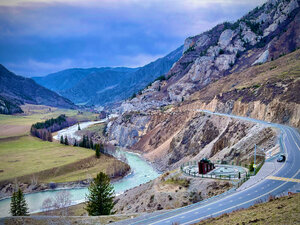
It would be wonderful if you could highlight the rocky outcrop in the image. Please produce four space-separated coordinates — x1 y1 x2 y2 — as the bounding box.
107 112 150 147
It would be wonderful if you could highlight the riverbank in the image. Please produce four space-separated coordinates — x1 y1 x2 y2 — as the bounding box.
0 161 131 200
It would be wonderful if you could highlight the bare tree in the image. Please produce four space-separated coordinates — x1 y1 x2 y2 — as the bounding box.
53 191 72 216
42 198 53 215
41 191 72 216
30 175 38 187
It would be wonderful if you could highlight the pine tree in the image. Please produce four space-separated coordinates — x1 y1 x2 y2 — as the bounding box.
78 123 81 131
86 136 90 148
64 136 69 145
85 172 115 216
82 135 86 147
60 135 64 144
10 189 29 216
74 139 78 147
90 140 94 149
95 144 100 158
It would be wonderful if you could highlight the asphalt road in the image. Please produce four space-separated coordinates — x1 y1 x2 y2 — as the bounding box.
121 110 300 225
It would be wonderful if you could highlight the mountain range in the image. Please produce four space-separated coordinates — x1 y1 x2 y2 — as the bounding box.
0 65 76 114
33 46 183 106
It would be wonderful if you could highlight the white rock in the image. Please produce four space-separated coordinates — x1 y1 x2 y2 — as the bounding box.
187 56 214 82
183 37 194 53
263 23 278 37
215 54 236 71
196 34 210 48
207 46 221 57
219 29 235 48
252 49 269 65
242 30 258 46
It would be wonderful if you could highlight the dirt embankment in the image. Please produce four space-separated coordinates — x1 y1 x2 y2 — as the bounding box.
114 169 232 214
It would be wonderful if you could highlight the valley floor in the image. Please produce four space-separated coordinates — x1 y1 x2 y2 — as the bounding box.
0 105 129 199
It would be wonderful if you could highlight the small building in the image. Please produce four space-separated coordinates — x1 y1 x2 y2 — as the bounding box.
198 158 215 174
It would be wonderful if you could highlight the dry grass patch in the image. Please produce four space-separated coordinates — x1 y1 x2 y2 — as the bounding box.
196 193 300 225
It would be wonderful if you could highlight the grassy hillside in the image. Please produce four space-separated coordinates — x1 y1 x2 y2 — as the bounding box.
196 193 300 225
0 105 128 185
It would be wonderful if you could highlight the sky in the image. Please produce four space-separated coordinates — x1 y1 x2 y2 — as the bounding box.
0 0 267 77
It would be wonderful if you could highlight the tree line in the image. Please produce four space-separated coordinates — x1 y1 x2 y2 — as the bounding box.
30 114 77 142
60 135 104 158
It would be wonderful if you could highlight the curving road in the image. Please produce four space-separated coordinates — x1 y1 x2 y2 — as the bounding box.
121 110 300 225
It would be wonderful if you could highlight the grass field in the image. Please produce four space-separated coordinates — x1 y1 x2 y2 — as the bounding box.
0 104 98 138
0 105 128 184
196 193 300 225
0 135 95 182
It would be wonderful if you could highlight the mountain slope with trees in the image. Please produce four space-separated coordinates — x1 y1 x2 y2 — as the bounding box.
33 46 183 106
0 65 76 114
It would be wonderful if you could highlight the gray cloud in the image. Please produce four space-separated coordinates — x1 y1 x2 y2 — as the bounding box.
0 0 266 76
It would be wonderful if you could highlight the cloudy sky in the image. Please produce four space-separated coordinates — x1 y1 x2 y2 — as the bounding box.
0 0 266 77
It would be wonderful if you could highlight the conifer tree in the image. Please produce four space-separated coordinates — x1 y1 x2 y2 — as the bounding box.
86 136 90 148
74 139 78 147
90 140 94 149
64 136 69 145
95 144 100 158
85 172 115 216
10 189 29 216
82 135 86 147
60 135 64 144
78 123 81 131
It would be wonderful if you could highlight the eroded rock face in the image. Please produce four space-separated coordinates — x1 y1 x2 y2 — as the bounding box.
219 29 235 48
252 49 269 65
107 112 150 147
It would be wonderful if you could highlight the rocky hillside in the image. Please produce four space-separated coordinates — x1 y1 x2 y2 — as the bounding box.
114 170 232 214
33 46 183 106
182 49 300 128
106 110 277 171
0 65 76 114
115 0 300 128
